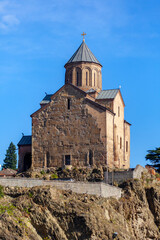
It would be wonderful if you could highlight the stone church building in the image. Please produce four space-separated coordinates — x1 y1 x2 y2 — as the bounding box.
18 39 131 172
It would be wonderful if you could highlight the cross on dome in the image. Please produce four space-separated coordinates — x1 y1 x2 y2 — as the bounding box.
81 32 86 42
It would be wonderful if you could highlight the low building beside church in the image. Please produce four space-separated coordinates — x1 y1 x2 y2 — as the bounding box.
18 38 131 172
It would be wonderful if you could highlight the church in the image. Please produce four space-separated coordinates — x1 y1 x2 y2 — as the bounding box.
18 36 131 172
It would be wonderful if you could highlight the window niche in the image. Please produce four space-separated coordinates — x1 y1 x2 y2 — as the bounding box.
86 72 88 85
118 106 120 117
46 152 50 167
89 150 94 166
120 137 122 149
94 73 96 86
76 68 82 86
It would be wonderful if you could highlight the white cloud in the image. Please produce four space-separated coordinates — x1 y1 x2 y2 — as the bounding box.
0 1 20 31
3 14 19 25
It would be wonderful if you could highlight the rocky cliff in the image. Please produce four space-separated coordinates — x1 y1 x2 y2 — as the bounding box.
0 179 160 240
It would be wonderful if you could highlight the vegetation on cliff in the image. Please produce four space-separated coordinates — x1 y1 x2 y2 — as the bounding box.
0 179 160 239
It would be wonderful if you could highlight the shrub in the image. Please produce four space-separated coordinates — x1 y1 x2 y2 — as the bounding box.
41 170 45 175
0 203 16 215
28 192 33 198
50 173 58 179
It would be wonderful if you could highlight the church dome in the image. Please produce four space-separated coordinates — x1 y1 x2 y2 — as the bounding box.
65 41 102 67
64 40 102 92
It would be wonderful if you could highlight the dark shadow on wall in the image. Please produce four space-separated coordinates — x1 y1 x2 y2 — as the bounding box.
23 153 32 171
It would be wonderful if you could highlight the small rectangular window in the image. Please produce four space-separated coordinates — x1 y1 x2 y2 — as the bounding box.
126 141 128 152
68 99 71 110
65 155 70 165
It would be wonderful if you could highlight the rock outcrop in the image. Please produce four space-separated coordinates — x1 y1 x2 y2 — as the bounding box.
0 179 160 239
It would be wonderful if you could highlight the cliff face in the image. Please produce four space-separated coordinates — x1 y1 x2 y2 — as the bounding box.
0 180 160 240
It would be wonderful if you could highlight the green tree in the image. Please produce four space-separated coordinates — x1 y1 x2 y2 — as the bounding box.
146 147 160 172
2 142 17 170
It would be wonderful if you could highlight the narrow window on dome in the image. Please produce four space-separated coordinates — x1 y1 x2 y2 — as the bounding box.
77 72 79 86
94 73 96 86
69 71 72 83
68 98 71 110
86 72 88 85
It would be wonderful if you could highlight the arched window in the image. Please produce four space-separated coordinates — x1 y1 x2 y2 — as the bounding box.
77 72 79 85
86 72 88 85
76 69 82 86
94 73 96 86
69 71 72 83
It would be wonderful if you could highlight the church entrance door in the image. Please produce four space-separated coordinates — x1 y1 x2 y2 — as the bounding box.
23 153 32 171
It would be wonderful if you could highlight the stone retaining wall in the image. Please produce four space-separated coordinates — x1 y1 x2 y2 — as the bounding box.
0 178 121 199
104 165 146 184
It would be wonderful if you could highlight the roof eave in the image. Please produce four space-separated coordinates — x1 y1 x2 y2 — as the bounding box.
64 61 102 68
124 120 131 126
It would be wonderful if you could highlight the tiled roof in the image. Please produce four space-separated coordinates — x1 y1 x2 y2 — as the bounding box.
17 136 32 146
66 41 101 66
96 89 119 100
40 94 53 105
0 168 17 176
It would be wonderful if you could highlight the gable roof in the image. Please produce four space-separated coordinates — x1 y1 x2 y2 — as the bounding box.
31 83 87 117
31 83 114 117
96 89 119 99
18 135 32 146
96 89 125 106
40 94 53 105
65 41 102 66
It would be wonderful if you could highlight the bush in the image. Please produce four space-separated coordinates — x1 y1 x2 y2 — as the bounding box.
40 170 45 175
0 185 4 198
50 173 58 179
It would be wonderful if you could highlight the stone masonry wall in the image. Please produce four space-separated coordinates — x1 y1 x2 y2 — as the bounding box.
0 178 121 199
124 121 130 169
104 165 146 184
32 85 107 169
113 91 126 168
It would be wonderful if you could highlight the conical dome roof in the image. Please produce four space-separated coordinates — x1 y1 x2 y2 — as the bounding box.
65 41 102 66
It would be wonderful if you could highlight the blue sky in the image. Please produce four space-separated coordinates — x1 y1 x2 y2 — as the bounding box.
0 0 160 168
